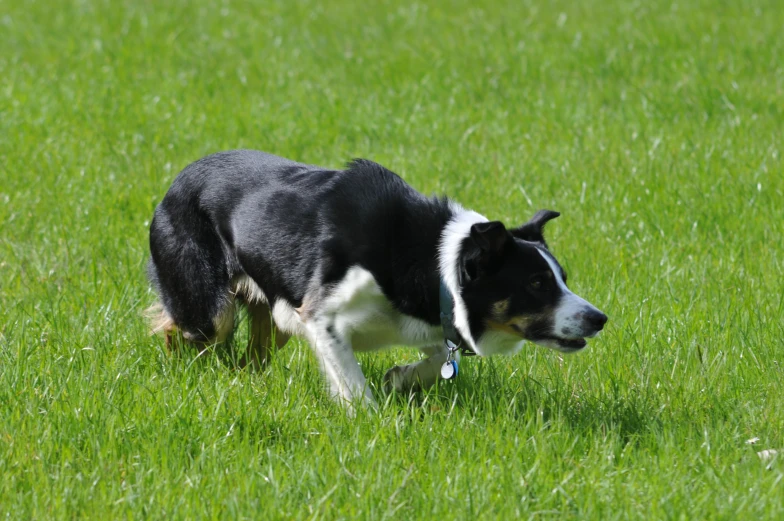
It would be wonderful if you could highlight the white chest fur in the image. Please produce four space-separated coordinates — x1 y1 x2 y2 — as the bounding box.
320 267 442 352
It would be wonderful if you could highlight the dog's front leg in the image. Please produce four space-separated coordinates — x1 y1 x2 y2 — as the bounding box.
383 344 449 394
307 318 377 412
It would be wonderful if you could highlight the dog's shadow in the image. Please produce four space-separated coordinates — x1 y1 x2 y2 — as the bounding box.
366 355 657 441
161 338 656 442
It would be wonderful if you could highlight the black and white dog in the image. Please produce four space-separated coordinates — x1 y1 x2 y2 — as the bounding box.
147 150 607 409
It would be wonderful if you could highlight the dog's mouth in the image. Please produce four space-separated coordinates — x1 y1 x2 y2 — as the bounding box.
553 337 587 350
507 323 590 352
532 336 588 352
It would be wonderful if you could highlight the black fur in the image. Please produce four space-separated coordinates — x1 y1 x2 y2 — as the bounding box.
149 150 453 339
458 223 566 341
148 150 605 356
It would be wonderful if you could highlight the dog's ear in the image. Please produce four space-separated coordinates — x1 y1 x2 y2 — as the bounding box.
470 221 509 255
462 221 509 282
511 210 560 247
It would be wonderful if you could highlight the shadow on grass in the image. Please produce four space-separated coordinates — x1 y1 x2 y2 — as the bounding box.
367 356 661 442
156 339 661 444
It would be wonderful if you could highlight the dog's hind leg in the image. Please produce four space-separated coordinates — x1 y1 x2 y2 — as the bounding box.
148 298 236 355
383 344 449 394
239 300 289 370
145 301 178 351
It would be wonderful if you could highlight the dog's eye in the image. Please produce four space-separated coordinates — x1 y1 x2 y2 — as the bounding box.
529 276 544 290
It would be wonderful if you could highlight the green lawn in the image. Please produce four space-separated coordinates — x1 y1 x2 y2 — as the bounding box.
2 0 783 518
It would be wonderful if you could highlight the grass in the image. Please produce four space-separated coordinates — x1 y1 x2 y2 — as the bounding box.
1 0 783 518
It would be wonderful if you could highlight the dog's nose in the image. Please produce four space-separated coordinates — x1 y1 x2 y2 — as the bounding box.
585 309 608 331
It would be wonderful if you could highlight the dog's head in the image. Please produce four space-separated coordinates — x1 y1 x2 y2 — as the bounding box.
444 210 607 356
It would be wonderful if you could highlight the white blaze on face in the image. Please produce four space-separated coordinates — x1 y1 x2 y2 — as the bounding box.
537 249 602 339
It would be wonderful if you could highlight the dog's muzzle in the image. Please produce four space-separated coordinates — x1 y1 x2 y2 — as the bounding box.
538 298 608 352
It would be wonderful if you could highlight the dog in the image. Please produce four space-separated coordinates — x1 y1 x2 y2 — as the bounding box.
147 150 607 410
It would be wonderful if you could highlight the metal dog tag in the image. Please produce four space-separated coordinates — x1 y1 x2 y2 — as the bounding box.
441 360 458 380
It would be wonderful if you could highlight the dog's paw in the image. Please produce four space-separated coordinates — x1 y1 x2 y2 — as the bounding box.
383 365 420 395
383 365 406 394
